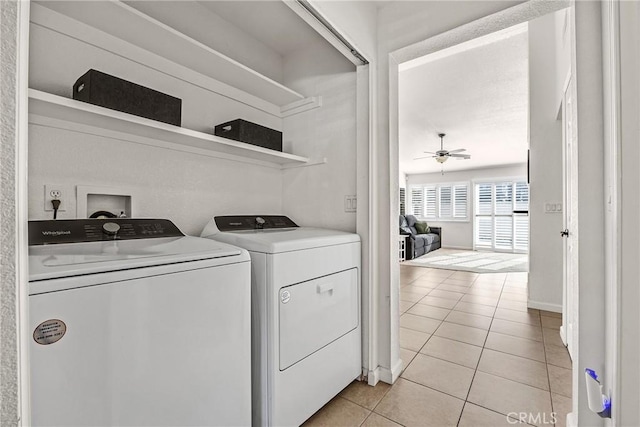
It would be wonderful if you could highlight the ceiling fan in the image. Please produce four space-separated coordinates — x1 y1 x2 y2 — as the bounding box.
414 133 471 163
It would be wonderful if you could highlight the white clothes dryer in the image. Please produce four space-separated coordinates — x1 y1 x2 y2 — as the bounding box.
201 215 362 426
29 218 252 427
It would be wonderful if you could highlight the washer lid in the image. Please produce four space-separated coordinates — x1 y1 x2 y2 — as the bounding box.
29 236 243 281
209 227 360 254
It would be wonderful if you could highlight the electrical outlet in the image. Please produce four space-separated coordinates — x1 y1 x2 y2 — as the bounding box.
44 185 67 212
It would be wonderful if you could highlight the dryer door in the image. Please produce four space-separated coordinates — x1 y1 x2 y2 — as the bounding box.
279 268 358 370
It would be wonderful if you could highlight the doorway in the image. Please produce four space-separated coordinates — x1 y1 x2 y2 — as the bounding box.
389 2 576 425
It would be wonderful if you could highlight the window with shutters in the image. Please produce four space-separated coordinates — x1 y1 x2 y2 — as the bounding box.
408 182 469 221
410 187 424 218
474 179 529 253
425 187 437 218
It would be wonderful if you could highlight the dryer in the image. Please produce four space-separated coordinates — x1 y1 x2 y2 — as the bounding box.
201 215 361 426
29 218 252 426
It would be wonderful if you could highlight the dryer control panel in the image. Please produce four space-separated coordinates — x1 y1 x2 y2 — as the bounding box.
29 219 184 245
215 215 298 231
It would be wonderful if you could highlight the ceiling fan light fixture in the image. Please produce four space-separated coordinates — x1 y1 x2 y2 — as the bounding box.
436 156 448 163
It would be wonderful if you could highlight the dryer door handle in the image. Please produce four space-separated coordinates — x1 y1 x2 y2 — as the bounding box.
317 283 334 294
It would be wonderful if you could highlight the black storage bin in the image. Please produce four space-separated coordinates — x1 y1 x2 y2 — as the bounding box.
73 69 182 126
214 119 282 152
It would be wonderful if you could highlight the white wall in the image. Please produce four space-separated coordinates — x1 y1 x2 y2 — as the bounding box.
28 125 284 235
282 41 357 232
407 164 527 249
528 10 570 311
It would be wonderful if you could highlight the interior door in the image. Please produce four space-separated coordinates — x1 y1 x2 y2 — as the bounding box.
561 75 578 359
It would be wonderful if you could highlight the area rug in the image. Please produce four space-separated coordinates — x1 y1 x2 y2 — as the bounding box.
404 249 528 273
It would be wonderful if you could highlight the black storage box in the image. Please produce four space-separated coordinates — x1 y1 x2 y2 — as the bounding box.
73 69 181 126
214 119 282 152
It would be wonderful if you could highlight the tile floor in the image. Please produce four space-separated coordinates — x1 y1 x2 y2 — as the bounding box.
303 265 572 427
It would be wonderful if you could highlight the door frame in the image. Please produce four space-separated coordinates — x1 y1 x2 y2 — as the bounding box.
7 0 32 424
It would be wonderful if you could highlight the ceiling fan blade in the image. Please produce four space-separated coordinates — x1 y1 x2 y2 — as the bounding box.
413 155 437 160
448 148 466 153
422 151 436 154
450 154 471 159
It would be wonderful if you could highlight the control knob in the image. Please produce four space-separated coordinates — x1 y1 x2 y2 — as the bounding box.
255 217 266 229
102 222 121 236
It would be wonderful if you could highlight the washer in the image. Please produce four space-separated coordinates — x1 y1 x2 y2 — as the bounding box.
29 218 252 426
201 215 361 426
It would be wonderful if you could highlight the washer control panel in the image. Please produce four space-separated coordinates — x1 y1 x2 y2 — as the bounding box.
29 219 184 245
215 215 298 231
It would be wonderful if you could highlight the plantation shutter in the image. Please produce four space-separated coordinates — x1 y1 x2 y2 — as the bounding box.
513 181 530 251
453 185 468 218
474 180 528 252
476 184 492 215
439 186 452 218
475 217 493 248
514 182 529 212
494 217 514 249
407 183 468 220
410 188 424 217
494 182 513 215
425 187 437 218
514 215 529 251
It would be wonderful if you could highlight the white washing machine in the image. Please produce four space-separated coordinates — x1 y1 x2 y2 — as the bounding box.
201 215 361 426
28 218 252 426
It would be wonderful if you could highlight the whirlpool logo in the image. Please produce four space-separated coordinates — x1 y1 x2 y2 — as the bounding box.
41 230 71 236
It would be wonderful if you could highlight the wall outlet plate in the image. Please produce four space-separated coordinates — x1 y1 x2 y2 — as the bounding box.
44 184 67 212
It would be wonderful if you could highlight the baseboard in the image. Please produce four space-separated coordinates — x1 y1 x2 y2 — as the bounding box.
527 300 562 313
377 359 403 385
365 367 380 386
559 325 568 346
442 245 473 250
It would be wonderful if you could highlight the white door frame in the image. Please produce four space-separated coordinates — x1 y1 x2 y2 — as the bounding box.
602 0 620 422
5 0 33 424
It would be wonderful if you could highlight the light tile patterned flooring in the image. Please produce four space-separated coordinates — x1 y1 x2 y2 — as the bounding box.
303 265 572 427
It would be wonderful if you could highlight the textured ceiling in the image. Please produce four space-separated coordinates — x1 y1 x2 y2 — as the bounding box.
399 25 529 176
